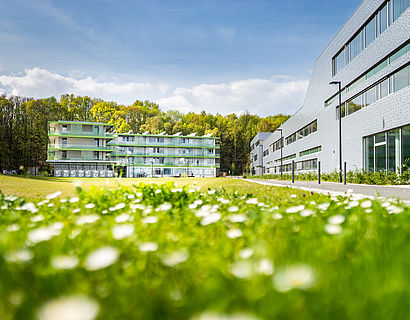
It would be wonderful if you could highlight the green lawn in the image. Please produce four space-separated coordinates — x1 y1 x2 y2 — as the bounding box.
0 176 409 319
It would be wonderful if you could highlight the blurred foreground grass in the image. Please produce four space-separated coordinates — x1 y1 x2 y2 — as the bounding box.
0 178 409 319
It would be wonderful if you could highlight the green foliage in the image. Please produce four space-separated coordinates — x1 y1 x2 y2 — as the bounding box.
0 95 289 174
0 182 409 319
249 169 410 185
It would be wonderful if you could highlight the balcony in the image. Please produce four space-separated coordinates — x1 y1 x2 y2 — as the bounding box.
107 140 219 148
48 129 114 139
114 159 219 168
47 154 117 162
48 144 114 151
110 150 219 158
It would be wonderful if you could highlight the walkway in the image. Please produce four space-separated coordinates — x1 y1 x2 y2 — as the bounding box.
239 178 410 201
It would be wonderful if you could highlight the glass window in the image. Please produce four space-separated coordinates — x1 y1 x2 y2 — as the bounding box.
349 32 362 61
393 66 409 92
347 94 363 115
380 78 389 99
375 145 386 172
62 150 67 159
366 59 388 79
334 49 345 74
62 138 67 145
402 125 410 172
365 85 377 106
379 4 388 34
387 129 401 172
389 44 409 64
365 136 374 172
375 133 386 144
82 125 93 133
365 16 376 47
393 0 410 21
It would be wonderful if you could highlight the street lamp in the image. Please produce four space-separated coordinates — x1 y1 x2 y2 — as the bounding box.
186 158 189 177
277 128 283 180
151 159 154 178
329 80 343 183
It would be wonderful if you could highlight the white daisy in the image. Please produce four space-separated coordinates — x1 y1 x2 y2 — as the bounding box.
201 213 221 226
112 224 134 240
139 242 159 252
114 213 130 223
286 205 305 214
84 246 119 271
142 216 158 224
51 255 79 269
161 249 189 267
228 214 246 223
227 228 243 239
328 215 345 225
325 224 342 234
37 295 99 320
46 191 62 200
4 249 33 263
76 215 100 226
273 264 316 292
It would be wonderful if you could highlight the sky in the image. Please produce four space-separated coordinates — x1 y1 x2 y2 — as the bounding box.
0 0 362 116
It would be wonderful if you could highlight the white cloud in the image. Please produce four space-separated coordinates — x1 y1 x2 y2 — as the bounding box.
157 77 309 116
0 68 169 104
0 67 309 116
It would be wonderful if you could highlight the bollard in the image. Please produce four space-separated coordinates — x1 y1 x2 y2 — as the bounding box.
292 160 295 183
318 161 321 184
344 162 347 185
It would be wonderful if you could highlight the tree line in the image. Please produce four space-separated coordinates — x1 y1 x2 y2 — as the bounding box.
0 94 289 174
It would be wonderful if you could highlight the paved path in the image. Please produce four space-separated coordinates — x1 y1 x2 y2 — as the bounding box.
238 178 410 201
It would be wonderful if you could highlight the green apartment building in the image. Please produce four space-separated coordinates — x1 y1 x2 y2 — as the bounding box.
47 121 220 177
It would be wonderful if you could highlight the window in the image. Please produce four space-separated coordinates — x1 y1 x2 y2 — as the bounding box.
365 16 376 48
347 94 363 115
390 43 409 64
331 0 410 75
263 149 269 157
365 85 377 106
380 78 389 98
93 151 99 159
334 49 346 75
62 125 68 133
393 65 409 92
82 125 93 133
164 168 172 175
349 32 362 61
286 120 317 145
379 3 388 34
300 146 322 157
254 154 257 162
62 150 67 159
393 0 410 22
62 138 67 146
95 139 99 147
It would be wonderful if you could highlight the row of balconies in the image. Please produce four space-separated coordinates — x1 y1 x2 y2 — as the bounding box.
108 140 219 148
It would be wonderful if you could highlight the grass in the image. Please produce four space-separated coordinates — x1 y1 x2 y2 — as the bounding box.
0 176 409 319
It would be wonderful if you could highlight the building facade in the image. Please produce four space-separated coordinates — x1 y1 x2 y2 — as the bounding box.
251 0 410 175
250 132 271 175
47 121 220 177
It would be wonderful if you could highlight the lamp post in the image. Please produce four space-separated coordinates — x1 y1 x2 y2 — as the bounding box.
330 80 343 183
151 159 154 178
277 128 283 179
186 158 189 177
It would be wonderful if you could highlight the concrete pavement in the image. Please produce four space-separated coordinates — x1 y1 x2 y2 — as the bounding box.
239 178 410 201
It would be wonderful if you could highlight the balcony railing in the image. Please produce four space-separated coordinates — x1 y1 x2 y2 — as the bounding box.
110 151 218 158
48 129 114 138
113 159 219 167
107 140 219 148
48 144 114 151
47 155 116 162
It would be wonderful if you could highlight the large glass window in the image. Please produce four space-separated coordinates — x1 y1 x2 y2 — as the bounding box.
349 33 362 61
402 125 410 171
365 17 376 47
365 136 374 172
393 66 409 92
347 94 363 115
387 129 401 172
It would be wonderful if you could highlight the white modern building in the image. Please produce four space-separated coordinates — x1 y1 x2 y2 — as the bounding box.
47 121 220 178
251 0 410 176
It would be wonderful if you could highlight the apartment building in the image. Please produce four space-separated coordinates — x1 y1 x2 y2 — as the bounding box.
47 121 220 177
251 0 410 175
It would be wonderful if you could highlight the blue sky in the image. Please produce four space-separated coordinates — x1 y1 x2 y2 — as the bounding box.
0 0 361 115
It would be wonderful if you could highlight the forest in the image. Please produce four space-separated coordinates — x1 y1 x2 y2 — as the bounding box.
0 94 289 174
